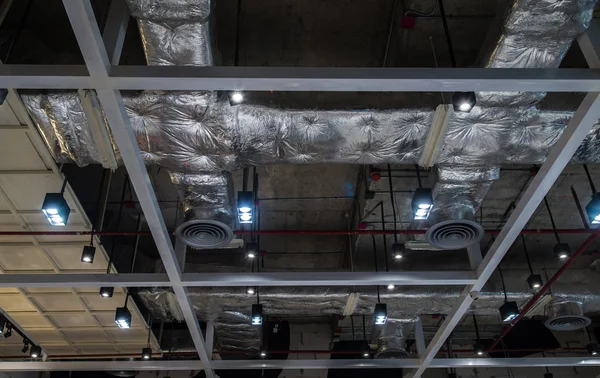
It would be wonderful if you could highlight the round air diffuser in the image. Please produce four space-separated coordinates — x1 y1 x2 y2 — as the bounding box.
544 300 591 331
374 349 410 359
425 219 484 250
175 220 233 249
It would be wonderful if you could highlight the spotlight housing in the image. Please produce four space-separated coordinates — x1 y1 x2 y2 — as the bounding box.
259 345 267 358
553 243 571 260
586 192 600 225
115 307 132 329
237 191 254 224
22 341 29 354
100 287 114 298
41 193 71 226
527 274 543 289
587 342 600 356
246 242 258 259
473 342 485 356
142 347 152 360
81 245 96 263
4 325 12 338
229 91 244 106
392 242 404 260
0 320 5 336
30 345 41 358
499 301 519 322
251 304 263 326
411 188 433 220
544 373 554 378
452 91 476 113
374 303 387 325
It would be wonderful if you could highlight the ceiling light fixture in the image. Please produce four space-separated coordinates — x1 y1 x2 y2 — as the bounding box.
0 319 5 336
142 347 152 360
521 235 543 290
21 340 29 354
392 242 404 260
387 284 395 290
29 345 41 359
251 304 263 326
587 342 600 356
100 287 114 298
81 229 96 263
246 242 258 259
4 324 12 338
583 165 600 225
498 266 519 322
41 178 71 226
412 165 434 221
472 314 484 356
115 306 132 329
229 91 244 106
247 287 255 295
452 92 476 113
374 303 387 325
543 197 571 260
259 345 267 358
237 191 254 224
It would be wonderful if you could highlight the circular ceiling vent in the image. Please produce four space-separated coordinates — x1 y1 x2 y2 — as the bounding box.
175 220 233 249
425 219 484 250
374 350 410 359
545 315 591 331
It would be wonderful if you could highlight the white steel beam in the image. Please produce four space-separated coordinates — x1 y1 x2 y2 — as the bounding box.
2 65 600 92
0 358 599 371
0 271 476 288
409 90 600 378
61 1 213 377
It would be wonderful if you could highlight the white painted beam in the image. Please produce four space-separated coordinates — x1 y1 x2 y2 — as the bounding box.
2 65 600 92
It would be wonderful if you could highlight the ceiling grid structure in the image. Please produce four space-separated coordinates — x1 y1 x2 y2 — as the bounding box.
0 0 600 377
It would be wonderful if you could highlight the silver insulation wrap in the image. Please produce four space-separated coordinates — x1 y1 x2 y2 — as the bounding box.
126 0 213 67
371 321 415 357
137 268 600 352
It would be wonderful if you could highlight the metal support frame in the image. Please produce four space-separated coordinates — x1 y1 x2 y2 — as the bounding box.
1 65 600 92
0 271 476 288
0 1 598 373
61 1 213 376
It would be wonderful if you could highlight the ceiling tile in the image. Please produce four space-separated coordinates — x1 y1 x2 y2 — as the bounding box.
62 329 112 343
9 313 53 328
0 295 37 311
27 329 69 343
106 328 148 343
0 132 46 170
46 245 108 271
0 246 55 271
48 313 99 328
31 295 87 312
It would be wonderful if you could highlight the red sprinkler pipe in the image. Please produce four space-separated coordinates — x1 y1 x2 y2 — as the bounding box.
487 228 600 352
0 228 595 237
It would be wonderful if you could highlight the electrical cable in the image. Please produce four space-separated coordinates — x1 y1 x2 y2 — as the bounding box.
521 235 534 275
351 316 355 340
437 0 456 67
498 265 508 302
415 164 423 188
472 314 480 341
387 165 399 243
543 197 561 243
584 164 597 195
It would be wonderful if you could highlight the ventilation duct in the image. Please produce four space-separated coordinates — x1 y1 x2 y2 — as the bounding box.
372 321 415 359
544 300 592 331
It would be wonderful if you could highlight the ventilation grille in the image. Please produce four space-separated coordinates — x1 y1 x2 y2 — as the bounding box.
425 219 484 250
374 350 409 359
545 315 591 331
175 220 233 249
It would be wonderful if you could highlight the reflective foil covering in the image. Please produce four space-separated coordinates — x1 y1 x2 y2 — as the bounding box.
170 171 233 224
21 91 107 167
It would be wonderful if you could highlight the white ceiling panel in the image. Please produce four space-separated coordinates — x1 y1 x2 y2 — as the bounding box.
62 329 112 343
0 131 47 170
107 328 148 343
47 245 108 271
48 313 99 328
0 295 37 311
0 174 62 210
26 329 69 344
30 295 87 312
0 246 56 271
9 312 53 328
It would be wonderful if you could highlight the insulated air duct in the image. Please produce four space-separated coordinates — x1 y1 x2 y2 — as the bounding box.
372 321 415 359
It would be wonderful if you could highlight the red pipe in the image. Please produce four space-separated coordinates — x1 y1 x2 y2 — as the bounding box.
0 228 594 237
488 228 600 352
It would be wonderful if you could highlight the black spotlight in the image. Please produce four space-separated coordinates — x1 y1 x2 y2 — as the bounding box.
392 242 405 260
41 193 71 226
586 192 600 225
237 191 254 224
374 303 387 325
527 274 543 289
259 345 267 358
587 343 600 356
473 342 485 356
544 373 554 378
499 301 519 322
142 347 152 360
4 325 12 338
553 243 571 260
228 91 244 106
246 242 258 259
251 304 263 326
30 345 42 358
100 287 114 298
452 91 476 113
115 307 132 329
21 340 29 354
81 245 96 263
